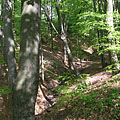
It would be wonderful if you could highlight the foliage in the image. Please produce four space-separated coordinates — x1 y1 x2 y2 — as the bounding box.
105 62 120 73
0 0 120 118
0 55 6 65
0 85 11 94
52 73 120 119
12 0 21 42
55 72 90 99
111 74 120 83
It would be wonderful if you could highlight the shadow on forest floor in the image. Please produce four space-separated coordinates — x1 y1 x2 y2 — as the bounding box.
35 51 120 120
36 73 120 120
0 46 120 120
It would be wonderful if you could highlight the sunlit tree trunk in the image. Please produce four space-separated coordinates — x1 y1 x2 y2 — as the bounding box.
12 0 41 119
39 0 45 85
55 1 81 77
106 0 120 70
63 45 67 64
13 0 17 41
3 0 16 90
42 3 81 77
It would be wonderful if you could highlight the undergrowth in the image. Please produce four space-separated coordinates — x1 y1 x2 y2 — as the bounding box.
50 72 120 120
0 85 11 94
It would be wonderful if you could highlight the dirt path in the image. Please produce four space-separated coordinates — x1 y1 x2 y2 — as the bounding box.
82 61 112 87
0 49 118 120
36 60 116 120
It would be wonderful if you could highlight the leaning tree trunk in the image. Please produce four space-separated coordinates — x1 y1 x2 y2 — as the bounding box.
61 33 81 77
55 1 81 77
106 0 120 70
3 0 16 90
12 0 41 119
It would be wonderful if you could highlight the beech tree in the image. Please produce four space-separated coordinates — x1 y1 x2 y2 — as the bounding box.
106 0 120 70
2 0 16 90
12 0 41 119
42 0 81 78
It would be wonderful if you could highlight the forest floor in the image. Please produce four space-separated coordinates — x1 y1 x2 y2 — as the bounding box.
0 45 120 120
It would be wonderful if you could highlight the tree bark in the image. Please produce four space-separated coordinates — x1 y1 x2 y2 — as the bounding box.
0 1 3 48
118 0 120 13
92 0 107 67
64 45 67 64
98 0 107 67
42 4 81 77
50 0 54 51
106 0 120 70
12 0 41 119
55 1 81 77
93 0 97 12
3 0 16 90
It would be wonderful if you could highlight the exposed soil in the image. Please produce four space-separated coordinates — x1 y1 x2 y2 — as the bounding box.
0 45 119 120
0 65 12 120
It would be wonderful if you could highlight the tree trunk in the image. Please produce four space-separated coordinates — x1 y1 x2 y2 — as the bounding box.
93 0 97 12
64 45 67 64
3 0 16 90
0 1 3 48
118 0 120 13
0 26 3 48
41 52 45 83
50 0 54 51
92 0 107 67
61 33 81 77
98 1 107 67
42 3 81 77
55 1 81 77
106 0 120 69
12 0 41 119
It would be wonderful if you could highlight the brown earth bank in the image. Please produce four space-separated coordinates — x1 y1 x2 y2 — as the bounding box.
0 46 120 120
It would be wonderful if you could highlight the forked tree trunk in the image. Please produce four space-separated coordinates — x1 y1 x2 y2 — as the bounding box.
106 0 120 70
12 0 41 119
